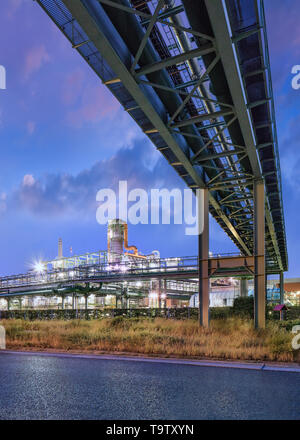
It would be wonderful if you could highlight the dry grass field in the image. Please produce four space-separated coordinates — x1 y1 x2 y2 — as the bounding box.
2 316 297 362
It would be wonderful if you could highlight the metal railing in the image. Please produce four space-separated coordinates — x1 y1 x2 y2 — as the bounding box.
0 253 251 291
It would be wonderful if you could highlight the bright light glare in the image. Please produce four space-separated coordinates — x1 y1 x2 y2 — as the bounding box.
34 261 45 274
161 293 166 299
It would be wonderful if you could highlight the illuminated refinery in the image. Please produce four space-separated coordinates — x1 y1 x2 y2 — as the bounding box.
0 219 253 311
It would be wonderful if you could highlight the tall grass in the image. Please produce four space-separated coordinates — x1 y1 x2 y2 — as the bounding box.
1 317 296 362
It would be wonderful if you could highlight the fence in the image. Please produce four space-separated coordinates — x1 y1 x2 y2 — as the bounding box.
0 301 298 322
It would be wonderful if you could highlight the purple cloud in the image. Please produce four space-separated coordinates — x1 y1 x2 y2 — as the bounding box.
6 139 181 218
23 45 50 80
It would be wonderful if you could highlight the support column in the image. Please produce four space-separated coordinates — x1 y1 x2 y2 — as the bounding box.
61 295 65 310
198 188 209 327
85 294 88 311
19 298 22 310
72 293 75 309
121 287 127 309
280 272 284 304
240 278 248 297
254 179 266 329
158 279 162 309
7 298 10 311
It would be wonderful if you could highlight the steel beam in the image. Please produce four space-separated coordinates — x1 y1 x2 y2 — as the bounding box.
98 0 215 41
131 0 164 73
204 0 283 272
62 0 250 257
198 189 209 327
171 110 234 129
168 55 220 125
280 272 284 304
141 5 184 25
135 44 215 77
193 150 243 163
204 0 260 177
254 179 265 329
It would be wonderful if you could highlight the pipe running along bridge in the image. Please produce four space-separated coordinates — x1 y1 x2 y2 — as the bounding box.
0 252 258 310
6 0 288 328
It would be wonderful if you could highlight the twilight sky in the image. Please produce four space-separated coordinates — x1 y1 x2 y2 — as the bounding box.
0 0 299 277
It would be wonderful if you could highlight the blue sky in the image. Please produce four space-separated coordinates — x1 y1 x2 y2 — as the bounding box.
0 0 299 277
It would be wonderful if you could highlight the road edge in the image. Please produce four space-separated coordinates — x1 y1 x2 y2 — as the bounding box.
1 349 300 373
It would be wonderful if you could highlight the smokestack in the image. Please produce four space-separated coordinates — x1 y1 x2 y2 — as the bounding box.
58 238 63 259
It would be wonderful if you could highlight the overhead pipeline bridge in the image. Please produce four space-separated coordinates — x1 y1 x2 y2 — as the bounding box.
34 0 288 327
0 253 255 298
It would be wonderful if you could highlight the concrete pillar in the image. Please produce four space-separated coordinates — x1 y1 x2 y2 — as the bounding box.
61 295 65 310
7 298 10 311
198 188 209 327
240 279 248 297
158 279 162 309
27 296 34 309
254 179 266 329
165 280 168 308
280 272 284 304
121 287 127 309
85 295 88 311
19 298 22 310
94 295 101 308
72 293 75 309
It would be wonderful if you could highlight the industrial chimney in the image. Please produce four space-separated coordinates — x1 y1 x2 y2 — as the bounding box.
107 219 142 263
58 238 63 259
107 219 125 263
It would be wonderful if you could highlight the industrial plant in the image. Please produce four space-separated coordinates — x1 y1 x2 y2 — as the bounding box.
0 0 294 320
0 219 249 311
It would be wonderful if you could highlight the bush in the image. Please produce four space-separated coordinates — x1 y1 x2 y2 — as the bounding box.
278 319 300 331
286 306 300 320
210 307 232 320
233 296 254 318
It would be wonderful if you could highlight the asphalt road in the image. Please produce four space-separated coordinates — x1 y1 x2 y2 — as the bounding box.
0 352 299 420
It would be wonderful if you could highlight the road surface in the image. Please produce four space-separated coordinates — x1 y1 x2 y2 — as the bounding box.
0 352 299 420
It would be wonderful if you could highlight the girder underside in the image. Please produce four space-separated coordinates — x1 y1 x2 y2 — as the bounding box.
34 0 288 273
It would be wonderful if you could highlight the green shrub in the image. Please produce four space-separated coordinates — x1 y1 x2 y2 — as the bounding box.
233 296 254 317
210 307 232 320
278 319 300 331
